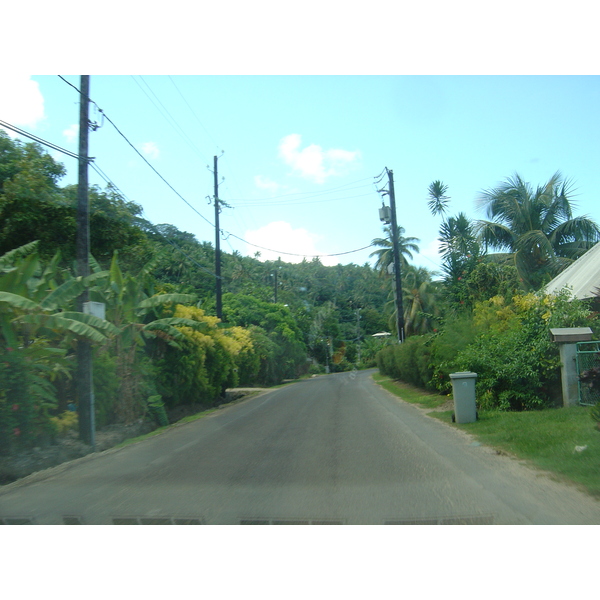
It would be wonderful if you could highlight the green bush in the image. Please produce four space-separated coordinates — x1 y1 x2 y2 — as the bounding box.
146 395 169 427
376 335 435 390
428 315 478 393
0 344 61 454
93 350 120 427
452 291 597 411
308 362 325 375
378 290 598 412
49 410 78 436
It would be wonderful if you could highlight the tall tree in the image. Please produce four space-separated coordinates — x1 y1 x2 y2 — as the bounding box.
427 180 450 217
370 225 420 276
402 265 439 335
476 172 600 290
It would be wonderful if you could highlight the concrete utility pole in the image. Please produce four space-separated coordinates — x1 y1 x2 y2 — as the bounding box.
214 155 222 320
387 168 405 343
76 75 95 448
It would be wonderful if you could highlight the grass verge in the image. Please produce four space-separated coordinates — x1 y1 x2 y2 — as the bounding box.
372 372 448 409
372 372 600 497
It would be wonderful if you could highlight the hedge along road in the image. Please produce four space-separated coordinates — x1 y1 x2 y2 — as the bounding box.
1 370 599 525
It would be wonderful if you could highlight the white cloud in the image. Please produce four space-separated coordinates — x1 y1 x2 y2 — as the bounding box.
141 141 159 159
278 133 360 184
0 75 45 137
63 124 78 144
244 221 339 266
254 175 282 192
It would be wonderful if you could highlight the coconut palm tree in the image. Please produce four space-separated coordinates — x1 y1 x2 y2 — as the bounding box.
370 226 420 277
427 180 450 217
476 172 600 290
402 265 440 335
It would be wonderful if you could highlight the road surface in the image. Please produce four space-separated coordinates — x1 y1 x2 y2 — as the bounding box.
1 370 599 524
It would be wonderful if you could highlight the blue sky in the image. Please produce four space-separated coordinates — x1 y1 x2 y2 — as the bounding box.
2 74 600 274
2 0 598 582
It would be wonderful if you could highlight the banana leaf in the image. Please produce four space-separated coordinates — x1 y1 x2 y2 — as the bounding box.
0 291 40 311
15 313 107 344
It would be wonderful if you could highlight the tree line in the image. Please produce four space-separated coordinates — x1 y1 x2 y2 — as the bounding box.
377 175 600 412
0 131 392 453
3 128 600 453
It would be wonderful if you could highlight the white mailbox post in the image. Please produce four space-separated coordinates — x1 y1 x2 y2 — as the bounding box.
550 327 593 407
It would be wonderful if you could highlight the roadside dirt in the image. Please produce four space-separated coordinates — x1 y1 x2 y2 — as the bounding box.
0 389 268 486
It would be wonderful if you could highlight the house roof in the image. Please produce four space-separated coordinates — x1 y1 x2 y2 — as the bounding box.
544 242 600 299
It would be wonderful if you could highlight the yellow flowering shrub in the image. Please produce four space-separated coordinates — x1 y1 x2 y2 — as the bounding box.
154 304 257 407
49 410 78 436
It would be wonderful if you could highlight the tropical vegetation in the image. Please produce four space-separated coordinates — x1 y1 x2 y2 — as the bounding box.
0 131 394 454
2 125 600 455
378 174 600 419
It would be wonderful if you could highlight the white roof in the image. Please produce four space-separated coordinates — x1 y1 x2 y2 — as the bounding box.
544 242 600 299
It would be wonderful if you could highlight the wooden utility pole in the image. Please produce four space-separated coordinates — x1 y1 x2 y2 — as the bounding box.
356 308 362 364
76 75 95 448
387 168 405 343
214 155 222 320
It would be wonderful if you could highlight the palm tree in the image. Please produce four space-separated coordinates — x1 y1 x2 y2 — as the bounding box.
438 212 482 282
427 180 450 217
476 172 600 290
402 265 439 335
370 226 420 277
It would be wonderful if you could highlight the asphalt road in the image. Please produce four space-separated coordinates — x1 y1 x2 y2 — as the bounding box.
1 370 599 525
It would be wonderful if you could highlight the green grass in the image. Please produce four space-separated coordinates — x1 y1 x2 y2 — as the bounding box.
373 372 600 497
372 372 448 409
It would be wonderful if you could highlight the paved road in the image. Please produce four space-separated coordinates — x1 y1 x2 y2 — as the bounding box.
1 370 599 524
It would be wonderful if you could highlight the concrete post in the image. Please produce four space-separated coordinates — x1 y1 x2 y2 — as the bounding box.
558 343 579 407
550 328 593 408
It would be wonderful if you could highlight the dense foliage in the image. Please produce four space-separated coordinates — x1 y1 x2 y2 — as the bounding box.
2 129 600 452
378 176 600 415
0 132 395 453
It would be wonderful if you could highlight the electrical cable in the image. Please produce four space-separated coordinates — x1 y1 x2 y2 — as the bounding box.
168 76 223 153
228 177 375 203
236 191 376 208
89 162 222 279
58 76 378 264
225 232 373 258
132 76 211 164
0 119 80 160
58 75 216 229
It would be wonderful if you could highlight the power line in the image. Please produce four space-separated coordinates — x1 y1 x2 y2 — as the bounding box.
132 76 211 164
58 76 377 264
58 75 216 230
228 177 375 203
0 119 81 160
89 162 222 280
168 76 222 153
236 191 376 208
225 232 373 259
